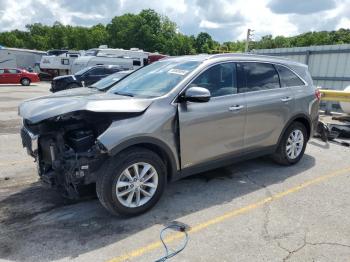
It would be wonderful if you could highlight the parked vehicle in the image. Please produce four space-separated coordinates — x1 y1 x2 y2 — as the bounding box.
40 50 81 77
0 47 46 71
0 68 40 85
50 65 128 92
87 70 134 91
19 54 319 216
71 46 167 74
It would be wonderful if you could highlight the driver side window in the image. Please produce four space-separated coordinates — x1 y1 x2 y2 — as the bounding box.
190 63 237 97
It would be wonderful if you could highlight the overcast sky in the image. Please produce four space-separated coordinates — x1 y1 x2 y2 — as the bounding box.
0 0 349 42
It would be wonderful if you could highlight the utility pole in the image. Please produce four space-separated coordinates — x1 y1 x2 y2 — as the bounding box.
245 28 253 52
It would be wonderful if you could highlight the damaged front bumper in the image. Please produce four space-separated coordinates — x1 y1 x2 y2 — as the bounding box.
20 124 107 199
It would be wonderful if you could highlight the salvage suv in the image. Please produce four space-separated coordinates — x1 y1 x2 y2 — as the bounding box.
19 54 319 216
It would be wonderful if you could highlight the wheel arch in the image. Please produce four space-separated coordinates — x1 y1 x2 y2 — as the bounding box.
108 137 178 183
278 114 312 146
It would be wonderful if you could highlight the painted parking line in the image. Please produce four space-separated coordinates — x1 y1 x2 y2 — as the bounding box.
0 159 33 167
107 166 350 262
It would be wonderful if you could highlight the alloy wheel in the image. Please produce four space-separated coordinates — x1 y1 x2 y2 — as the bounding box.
116 162 158 208
286 129 304 159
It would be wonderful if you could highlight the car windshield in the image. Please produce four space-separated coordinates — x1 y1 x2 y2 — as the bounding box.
107 60 202 98
75 67 92 76
90 71 132 90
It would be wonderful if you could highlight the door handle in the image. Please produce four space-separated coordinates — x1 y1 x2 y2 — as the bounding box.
228 105 244 111
281 96 292 102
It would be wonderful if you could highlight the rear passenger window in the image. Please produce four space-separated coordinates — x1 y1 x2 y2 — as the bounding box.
237 62 280 93
191 63 237 97
0 69 4 74
275 65 305 87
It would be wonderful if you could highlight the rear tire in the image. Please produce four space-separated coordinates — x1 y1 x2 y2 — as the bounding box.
272 122 307 165
96 147 166 216
20 78 31 86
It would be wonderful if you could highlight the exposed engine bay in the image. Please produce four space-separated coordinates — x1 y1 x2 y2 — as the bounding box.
21 111 137 198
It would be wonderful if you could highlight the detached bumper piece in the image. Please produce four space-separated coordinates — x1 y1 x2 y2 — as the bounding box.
20 126 38 157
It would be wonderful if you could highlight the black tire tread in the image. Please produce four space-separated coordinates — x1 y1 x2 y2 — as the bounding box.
20 78 31 86
272 121 307 165
96 147 166 217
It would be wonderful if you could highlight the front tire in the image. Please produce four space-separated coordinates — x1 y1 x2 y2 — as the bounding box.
272 122 307 165
96 147 166 216
20 78 31 86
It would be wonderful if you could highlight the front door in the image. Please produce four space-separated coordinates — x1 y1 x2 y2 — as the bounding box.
84 67 107 86
6 69 21 83
178 62 246 169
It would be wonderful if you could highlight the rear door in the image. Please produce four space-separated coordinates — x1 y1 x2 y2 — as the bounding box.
237 62 295 150
178 62 246 169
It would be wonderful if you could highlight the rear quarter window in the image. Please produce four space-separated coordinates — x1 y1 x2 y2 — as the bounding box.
275 65 305 87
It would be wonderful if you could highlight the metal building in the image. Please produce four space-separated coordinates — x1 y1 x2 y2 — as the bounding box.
252 44 350 111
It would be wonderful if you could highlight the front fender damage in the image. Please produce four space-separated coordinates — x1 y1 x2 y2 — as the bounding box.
22 110 141 198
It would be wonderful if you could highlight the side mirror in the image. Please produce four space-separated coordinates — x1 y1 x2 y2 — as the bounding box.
182 86 211 103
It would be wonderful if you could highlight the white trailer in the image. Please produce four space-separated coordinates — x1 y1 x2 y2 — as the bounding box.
0 47 46 71
71 56 135 74
71 47 149 74
40 51 81 76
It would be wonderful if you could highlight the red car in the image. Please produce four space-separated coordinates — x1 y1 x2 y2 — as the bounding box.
0 68 40 86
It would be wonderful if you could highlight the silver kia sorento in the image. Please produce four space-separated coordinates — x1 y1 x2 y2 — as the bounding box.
19 54 320 216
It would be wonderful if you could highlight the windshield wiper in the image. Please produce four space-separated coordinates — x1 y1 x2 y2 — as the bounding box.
114 92 134 97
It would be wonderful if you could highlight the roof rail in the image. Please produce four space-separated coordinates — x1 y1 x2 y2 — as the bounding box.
207 52 299 63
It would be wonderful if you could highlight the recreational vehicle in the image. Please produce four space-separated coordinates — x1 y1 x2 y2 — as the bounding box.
40 50 81 77
71 47 149 74
0 47 46 71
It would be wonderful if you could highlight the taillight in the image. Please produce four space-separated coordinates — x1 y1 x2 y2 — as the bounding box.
315 89 321 101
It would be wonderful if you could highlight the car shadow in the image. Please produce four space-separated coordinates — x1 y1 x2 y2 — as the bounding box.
0 155 315 261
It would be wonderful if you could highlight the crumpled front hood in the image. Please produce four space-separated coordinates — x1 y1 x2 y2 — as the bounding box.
19 89 153 124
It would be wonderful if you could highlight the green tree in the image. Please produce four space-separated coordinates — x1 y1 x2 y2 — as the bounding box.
1 9 350 54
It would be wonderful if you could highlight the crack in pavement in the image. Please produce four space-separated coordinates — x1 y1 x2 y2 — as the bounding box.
282 233 307 261
243 173 273 241
242 174 350 261
281 232 350 261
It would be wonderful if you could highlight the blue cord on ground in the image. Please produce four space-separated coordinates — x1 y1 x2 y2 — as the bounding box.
154 222 189 262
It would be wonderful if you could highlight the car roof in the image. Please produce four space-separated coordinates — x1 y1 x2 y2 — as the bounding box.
162 53 306 68
92 65 125 69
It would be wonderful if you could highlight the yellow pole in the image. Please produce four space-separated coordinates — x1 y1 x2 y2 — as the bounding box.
319 89 350 102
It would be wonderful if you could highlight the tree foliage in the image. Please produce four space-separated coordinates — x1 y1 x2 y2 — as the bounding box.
1 9 350 55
